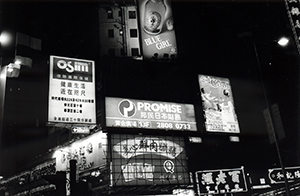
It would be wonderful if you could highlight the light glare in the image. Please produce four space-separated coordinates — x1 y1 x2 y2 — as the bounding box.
0 31 13 47
277 37 289 46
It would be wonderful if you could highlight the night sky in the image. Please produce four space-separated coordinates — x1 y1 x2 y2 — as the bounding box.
0 0 299 178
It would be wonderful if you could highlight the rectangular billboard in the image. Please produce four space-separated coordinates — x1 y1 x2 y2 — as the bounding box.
48 56 96 124
268 166 300 184
105 97 197 131
198 75 240 133
195 167 247 195
138 0 177 61
52 131 107 172
111 134 190 186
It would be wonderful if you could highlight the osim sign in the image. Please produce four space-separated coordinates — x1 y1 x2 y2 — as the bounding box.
56 59 89 73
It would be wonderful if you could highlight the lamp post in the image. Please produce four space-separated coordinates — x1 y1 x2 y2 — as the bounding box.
0 64 7 150
0 30 13 151
0 31 20 153
253 37 291 196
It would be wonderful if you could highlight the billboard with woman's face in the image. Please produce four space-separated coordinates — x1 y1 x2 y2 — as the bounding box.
138 0 178 61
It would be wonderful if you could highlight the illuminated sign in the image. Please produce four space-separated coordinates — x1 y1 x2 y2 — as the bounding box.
53 131 107 172
198 75 240 133
111 134 190 186
48 56 96 124
71 126 90 134
268 166 300 184
105 97 197 131
195 167 247 195
138 0 177 61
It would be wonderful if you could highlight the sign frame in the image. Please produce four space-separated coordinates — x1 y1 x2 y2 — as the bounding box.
105 97 197 131
48 55 96 126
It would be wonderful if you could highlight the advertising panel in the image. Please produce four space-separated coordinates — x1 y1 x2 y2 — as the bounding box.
268 166 300 184
138 0 177 60
198 75 240 133
52 131 107 172
48 56 96 124
195 167 247 195
105 97 197 131
111 134 190 186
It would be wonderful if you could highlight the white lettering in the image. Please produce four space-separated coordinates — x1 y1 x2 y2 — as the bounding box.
156 40 172 50
144 35 162 46
136 102 182 113
56 60 89 73
66 61 74 73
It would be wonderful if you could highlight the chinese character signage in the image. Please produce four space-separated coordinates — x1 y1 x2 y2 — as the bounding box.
111 134 190 186
198 75 240 133
195 167 247 195
52 131 107 172
105 97 197 131
48 56 96 124
269 166 300 184
285 0 300 54
138 0 178 61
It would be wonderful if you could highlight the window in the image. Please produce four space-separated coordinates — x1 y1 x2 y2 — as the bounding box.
120 48 125 56
107 10 113 19
129 11 136 19
108 48 115 56
131 48 139 56
130 29 138 38
108 29 114 38
118 10 122 18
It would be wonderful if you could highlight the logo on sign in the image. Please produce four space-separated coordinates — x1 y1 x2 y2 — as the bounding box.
118 99 136 117
56 59 89 73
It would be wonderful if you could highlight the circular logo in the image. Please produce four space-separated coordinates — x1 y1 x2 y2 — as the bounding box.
144 11 162 34
163 160 175 174
118 99 136 118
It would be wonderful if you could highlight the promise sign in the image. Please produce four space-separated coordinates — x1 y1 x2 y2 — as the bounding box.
138 0 177 60
198 75 240 133
48 56 96 124
105 97 197 131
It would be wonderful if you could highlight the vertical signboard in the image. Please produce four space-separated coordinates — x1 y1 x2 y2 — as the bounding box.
195 167 247 195
138 0 177 60
198 75 240 133
111 134 190 186
48 56 96 124
105 97 197 131
285 0 300 55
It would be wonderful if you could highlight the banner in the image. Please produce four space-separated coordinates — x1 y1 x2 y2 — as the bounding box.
53 131 107 172
198 75 240 133
138 0 177 61
105 97 197 131
48 56 96 125
195 167 247 195
111 134 189 186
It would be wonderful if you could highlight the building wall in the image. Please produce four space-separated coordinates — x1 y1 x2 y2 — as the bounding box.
123 6 141 57
99 5 141 58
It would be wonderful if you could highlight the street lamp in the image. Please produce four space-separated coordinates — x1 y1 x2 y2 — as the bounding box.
0 31 13 48
0 31 20 154
0 31 12 153
254 36 291 196
277 37 289 47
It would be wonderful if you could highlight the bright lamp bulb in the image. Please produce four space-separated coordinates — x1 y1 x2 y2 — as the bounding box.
0 31 13 47
277 37 289 46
